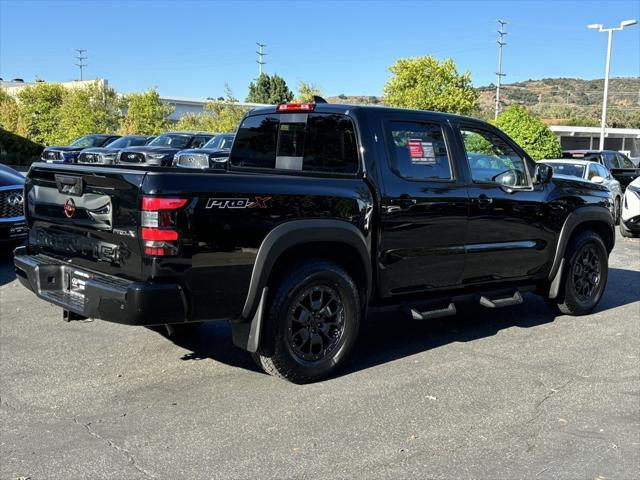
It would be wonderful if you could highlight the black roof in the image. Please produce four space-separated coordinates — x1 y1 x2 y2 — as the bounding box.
563 149 619 154
247 103 491 127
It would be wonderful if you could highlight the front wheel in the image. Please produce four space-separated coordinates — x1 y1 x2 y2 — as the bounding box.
614 197 621 225
253 259 361 383
549 230 608 316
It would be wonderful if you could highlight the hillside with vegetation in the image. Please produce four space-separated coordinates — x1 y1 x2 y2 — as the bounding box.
328 77 640 128
477 77 640 127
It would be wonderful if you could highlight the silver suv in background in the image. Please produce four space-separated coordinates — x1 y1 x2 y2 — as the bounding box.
173 133 236 169
77 135 155 165
117 132 214 167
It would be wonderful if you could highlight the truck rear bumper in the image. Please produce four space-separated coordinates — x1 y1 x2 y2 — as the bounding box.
13 246 187 326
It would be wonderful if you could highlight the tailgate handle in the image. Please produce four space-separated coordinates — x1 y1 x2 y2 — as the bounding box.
55 175 84 196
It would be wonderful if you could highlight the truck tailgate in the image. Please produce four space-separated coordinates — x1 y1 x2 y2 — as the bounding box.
25 163 147 280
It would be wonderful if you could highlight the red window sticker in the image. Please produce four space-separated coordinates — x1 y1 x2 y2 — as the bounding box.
408 139 424 158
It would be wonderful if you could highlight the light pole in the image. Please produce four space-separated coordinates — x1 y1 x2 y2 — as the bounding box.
588 19 638 150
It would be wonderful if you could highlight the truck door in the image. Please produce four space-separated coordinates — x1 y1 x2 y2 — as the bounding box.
376 115 469 295
454 123 552 284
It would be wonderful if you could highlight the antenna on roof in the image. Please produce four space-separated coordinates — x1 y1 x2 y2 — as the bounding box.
312 95 328 104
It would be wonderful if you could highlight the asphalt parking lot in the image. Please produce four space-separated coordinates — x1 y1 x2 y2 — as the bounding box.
1 232 639 480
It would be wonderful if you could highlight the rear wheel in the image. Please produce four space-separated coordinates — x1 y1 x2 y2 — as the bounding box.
614 197 621 225
549 230 608 315
253 259 361 383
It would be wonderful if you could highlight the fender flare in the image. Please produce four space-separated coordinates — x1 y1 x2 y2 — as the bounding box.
232 219 372 352
547 206 614 298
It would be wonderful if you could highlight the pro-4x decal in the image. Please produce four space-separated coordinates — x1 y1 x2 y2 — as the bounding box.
205 196 271 209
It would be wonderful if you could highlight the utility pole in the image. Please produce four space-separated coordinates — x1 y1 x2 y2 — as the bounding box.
256 42 266 76
588 20 637 150
494 20 507 119
75 48 87 81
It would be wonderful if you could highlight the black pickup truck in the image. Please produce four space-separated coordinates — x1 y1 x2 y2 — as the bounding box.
14 103 615 383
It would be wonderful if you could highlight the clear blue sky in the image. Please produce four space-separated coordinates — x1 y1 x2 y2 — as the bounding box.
1 0 638 99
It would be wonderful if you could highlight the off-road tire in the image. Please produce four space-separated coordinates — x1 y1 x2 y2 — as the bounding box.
253 259 361 384
550 230 608 316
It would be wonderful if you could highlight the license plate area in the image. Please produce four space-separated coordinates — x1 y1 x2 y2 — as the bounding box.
9 222 27 237
65 269 90 298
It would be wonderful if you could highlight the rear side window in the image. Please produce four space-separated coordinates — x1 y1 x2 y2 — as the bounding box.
383 121 452 180
230 113 359 174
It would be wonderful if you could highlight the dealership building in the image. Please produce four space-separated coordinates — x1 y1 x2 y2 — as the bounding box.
550 125 640 161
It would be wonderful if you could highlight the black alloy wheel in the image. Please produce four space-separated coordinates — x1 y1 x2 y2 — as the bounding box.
286 285 346 362
571 245 601 304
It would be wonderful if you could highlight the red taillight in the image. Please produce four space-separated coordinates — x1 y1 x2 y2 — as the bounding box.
142 197 188 211
275 103 315 112
141 196 188 257
141 228 178 241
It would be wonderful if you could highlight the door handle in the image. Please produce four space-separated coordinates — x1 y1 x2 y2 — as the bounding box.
476 194 493 205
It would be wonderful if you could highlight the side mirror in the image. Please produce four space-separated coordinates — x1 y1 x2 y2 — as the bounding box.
534 163 553 184
493 170 518 187
591 175 605 184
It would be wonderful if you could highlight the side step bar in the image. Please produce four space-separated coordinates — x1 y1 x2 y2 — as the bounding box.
411 303 456 320
479 290 523 308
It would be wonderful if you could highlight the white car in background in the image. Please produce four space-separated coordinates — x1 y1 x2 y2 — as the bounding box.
620 176 640 238
543 159 623 224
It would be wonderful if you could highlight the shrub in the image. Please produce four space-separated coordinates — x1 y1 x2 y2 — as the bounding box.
495 105 562 160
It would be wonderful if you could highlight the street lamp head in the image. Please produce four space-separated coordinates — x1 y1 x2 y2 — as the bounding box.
587 23 603 30
620 19 638 28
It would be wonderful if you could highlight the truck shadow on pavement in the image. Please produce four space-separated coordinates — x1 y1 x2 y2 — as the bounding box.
171 266 640 379
0 249 18 286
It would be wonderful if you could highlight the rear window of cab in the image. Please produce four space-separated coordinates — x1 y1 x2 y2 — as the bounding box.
229 113 359 175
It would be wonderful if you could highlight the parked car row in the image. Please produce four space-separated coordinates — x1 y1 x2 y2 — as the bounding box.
41 134 121 163
542 149 640 237
77 135 155 164
41 131 236 168
562 149 640 191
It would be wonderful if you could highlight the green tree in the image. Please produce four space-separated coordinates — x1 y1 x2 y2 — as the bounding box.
0 88 22 134
119 89 173 135
296 81 323 103
246 73 293 104
57 81 122 144
383 56 478 115
495 105 562 160
176 86 247 133
16 83 68 145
